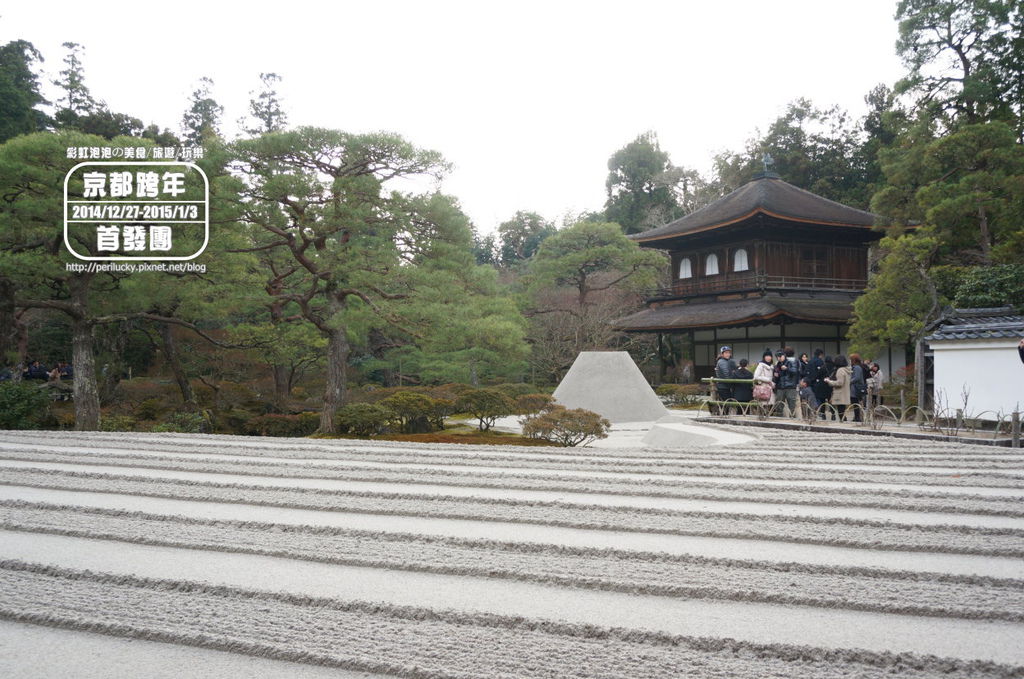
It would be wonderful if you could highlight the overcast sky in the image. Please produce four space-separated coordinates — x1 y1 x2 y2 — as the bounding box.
3 1 906 235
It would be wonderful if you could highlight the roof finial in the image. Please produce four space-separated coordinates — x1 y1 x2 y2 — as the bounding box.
762 152 774 174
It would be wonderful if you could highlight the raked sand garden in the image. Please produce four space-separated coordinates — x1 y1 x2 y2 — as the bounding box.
0 428 1022 678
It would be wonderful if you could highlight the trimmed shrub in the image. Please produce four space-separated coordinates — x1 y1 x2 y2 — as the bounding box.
135 397 165 421
380 391 439 433
656 383 703 407
491 383 538 399
213 409 258 435
430 383 475 401
0 382 51 430
514 393 557 416
336 402 392 437
152 411 210 434
521 407 611 447
456 388 515 432
244 412 319 437
428 397 456 430
101 415 138 432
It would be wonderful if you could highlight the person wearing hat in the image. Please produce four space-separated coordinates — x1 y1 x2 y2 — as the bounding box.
714 345 737 413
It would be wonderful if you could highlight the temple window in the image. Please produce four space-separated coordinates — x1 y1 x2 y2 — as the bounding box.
733 248 749 272
705 253 719 276
678 257 693 279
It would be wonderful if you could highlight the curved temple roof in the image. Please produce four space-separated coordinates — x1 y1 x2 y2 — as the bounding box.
632 174 879 243
612 294 855 331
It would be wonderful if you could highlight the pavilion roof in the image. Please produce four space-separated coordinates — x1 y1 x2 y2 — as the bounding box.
631 174 879 244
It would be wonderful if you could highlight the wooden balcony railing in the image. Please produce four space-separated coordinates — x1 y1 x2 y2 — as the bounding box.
649 273 867 299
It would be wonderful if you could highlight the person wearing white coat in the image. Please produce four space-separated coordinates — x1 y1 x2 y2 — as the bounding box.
752 349 775 406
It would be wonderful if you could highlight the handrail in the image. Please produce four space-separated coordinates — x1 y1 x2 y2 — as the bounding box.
700 377 755 385
650 273 867 299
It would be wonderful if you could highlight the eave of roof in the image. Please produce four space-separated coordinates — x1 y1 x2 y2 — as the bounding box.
612 294 855 332
922 307 1024 341
925 319 1024 342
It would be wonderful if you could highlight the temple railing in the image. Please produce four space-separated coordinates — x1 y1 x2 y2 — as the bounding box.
649 274 867 299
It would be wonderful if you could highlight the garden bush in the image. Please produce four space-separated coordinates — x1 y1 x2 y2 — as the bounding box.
213 408 258 435
521 407 611 447
380 391 439 433
152 411 211 434
134 397 165 421
456 388 515 432
655 383 703 407
430 383 475 401
244 412 319 437
428 397 456 430
0 382 51 430
336 402 393 436
514 393 557 416
100 414 138 432
491 383 539 399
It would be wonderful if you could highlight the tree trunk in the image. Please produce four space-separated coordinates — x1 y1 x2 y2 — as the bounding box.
0 277 14 362
272 364 290 408
160 322 195 405
71 316 101 430
11 310 28 382
318 326 349 434
977 203 991 263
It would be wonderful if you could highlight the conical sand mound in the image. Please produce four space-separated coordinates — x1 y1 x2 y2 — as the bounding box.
552 351 668 423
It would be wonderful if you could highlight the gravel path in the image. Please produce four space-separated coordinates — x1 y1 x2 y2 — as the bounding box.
1 429 1022 677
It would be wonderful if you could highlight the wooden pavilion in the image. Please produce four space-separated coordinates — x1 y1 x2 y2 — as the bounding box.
613 172 906 379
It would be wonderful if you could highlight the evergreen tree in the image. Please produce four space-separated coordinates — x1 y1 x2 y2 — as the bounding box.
0 40 50 143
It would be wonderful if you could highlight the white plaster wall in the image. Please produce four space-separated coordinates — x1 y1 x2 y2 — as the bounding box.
930 339 1023 417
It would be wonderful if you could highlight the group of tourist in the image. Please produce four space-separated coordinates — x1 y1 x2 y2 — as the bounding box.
0 360 74 383
715 345 885 420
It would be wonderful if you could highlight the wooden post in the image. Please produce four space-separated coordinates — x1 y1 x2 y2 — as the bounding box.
915 338 926 422
1012 411 1021 449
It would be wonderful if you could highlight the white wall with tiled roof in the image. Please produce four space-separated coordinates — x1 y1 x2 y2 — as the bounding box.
929 337 1023 418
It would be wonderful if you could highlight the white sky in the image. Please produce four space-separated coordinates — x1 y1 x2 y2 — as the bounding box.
2 0 906 235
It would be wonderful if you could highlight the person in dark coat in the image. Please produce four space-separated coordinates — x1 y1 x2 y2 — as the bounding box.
822 354 835 403
849 353 867 422
775 346 800 417
799 378 820 414
807 349 828 417
798 353 810 381
715 346 737 406
732 358 754 403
